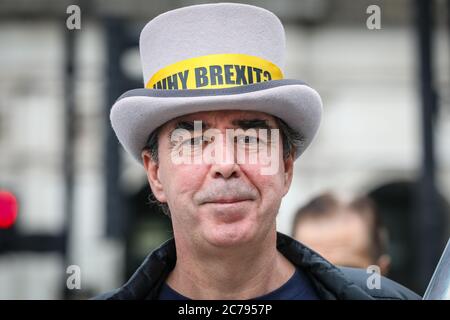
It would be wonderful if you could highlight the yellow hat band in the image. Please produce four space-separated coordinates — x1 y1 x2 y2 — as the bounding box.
146 53 284 90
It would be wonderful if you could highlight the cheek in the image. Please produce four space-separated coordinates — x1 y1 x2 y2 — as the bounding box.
241 165 286 200
159 161 207 198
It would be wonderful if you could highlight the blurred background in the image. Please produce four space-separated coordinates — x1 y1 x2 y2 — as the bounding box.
0 0 449 299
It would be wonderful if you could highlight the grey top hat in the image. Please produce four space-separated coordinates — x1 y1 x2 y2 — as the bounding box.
110 2 323 163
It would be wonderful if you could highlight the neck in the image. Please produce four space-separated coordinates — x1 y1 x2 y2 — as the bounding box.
166 230 295 299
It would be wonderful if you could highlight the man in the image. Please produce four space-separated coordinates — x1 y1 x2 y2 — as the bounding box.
97 3 419 299
292 192 391 276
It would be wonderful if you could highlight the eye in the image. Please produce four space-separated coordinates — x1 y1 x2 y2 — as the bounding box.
181 135 205 147
235 135 259 145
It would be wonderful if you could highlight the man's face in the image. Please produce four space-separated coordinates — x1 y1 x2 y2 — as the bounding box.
293 210 374 268
142 110 294 249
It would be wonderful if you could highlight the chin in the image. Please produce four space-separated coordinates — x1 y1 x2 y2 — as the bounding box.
203 221 256 248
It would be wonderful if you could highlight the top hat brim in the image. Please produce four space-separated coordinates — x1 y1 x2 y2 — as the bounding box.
110 79 322 163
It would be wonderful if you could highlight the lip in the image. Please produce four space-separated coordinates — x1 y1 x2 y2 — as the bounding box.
204 200 252 223
204 199 251 204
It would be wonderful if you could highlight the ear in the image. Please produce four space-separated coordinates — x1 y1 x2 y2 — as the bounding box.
376 254 391 276
142 150 167 203
282 153 294 196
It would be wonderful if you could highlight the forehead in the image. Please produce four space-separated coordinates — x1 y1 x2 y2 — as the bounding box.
296 210 372 249
161 110 278 131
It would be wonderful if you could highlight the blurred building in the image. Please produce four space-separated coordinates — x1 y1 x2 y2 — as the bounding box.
0 0 449 298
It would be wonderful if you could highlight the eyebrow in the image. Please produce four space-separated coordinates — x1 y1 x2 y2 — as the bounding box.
231 119 275 130
172 121 210 132
169 118 274 138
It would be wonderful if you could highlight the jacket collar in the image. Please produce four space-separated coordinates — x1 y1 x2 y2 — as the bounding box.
111 232 372 300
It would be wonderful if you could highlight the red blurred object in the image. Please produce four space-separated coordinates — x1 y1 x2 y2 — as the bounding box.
0 190 18 229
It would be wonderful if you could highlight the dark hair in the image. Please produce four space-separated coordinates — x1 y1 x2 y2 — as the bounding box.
142 116 304 217
292 192 389 262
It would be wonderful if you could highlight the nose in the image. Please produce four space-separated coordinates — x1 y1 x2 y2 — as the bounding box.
211 162 240 179
209 134 240 179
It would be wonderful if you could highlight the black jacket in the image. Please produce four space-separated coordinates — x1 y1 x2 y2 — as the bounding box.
94 232 421 300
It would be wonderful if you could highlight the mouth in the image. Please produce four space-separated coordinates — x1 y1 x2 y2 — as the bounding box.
204 198 252 204
203 199 252 223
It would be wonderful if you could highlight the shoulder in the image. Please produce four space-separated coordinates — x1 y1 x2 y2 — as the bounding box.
90 288 121 300
338 266 421 300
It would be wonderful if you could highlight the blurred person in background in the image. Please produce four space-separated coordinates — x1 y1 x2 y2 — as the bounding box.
292 192 391 276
